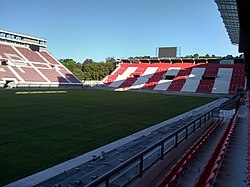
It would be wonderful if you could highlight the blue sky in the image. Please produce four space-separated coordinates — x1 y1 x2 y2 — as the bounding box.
1 0 240 62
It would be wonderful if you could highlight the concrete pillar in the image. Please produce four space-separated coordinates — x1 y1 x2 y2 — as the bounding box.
244 52 250 90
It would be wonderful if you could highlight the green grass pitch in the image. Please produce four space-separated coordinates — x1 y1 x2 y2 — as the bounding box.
0 89 215 185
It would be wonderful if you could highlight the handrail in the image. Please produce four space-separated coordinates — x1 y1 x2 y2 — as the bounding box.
220 94 240 111
85 95 240 187
158 118 223 187
85 109 215 187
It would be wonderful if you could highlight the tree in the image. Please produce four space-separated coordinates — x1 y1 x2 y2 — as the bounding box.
82 58 94 72
185 55 193 58
81 59 116 80
128 56 151 59
60 59 84 80
193 53 199 58
105 57 116 62
106 61 116 75
59 59 77 72
83 58 94 64
225 55 233 59
73 68 85 80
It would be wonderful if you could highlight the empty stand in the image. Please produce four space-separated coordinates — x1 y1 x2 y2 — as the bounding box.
39 68 68 83
114 64 130 75
197 79 215 93
32 63 50 68
177 67 192 77
181 68 205 92
142 68 167 90
165 67 181 77
40 51 60 65
166 64 195 92
154 79 173 91
202 66 218 78
194 115 238 187
158 119 224 187
12 66 47 82
131 65 147 77
229 65 245 93
15 46 47 63
118 64 148 88
153 67 180 91
104 61 245 94
104 74 119 85
109 66 137 88
167 79 186 92
59 66 81 83
119 77 137 88
0 42 82 88
0 65 20 81
129 67 158 89
212 68 233 94
0 43 24 61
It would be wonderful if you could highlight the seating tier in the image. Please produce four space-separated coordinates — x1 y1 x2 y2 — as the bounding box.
104 62 245 94
15 46 46 63
0 43 81 87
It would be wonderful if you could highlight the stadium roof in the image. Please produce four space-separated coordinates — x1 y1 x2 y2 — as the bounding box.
215 0 239 45
0 29 47 48
215 0 250 53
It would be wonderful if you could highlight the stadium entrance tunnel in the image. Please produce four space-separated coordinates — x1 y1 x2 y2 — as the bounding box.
4 80 17 88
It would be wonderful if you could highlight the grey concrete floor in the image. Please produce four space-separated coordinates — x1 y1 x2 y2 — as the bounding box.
178 103 248 187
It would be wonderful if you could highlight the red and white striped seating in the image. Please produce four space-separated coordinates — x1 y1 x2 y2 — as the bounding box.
103 61 245 94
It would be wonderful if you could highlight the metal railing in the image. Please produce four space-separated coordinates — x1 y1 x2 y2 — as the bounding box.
85 110 215 187
85 95 240 187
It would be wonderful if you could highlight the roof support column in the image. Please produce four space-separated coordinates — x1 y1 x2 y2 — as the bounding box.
244 52 250 90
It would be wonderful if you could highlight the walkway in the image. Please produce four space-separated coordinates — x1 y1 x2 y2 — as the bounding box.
214 104 248 186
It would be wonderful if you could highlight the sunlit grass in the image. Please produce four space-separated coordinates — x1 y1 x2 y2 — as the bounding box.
0 89 215 185
15 90 67 94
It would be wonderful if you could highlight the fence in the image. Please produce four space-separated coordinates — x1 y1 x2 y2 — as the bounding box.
85 111 215 187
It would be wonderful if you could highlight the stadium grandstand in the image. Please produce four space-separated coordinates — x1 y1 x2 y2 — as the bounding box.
2 0 250 187
102 57 245 95
0 29 82 88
